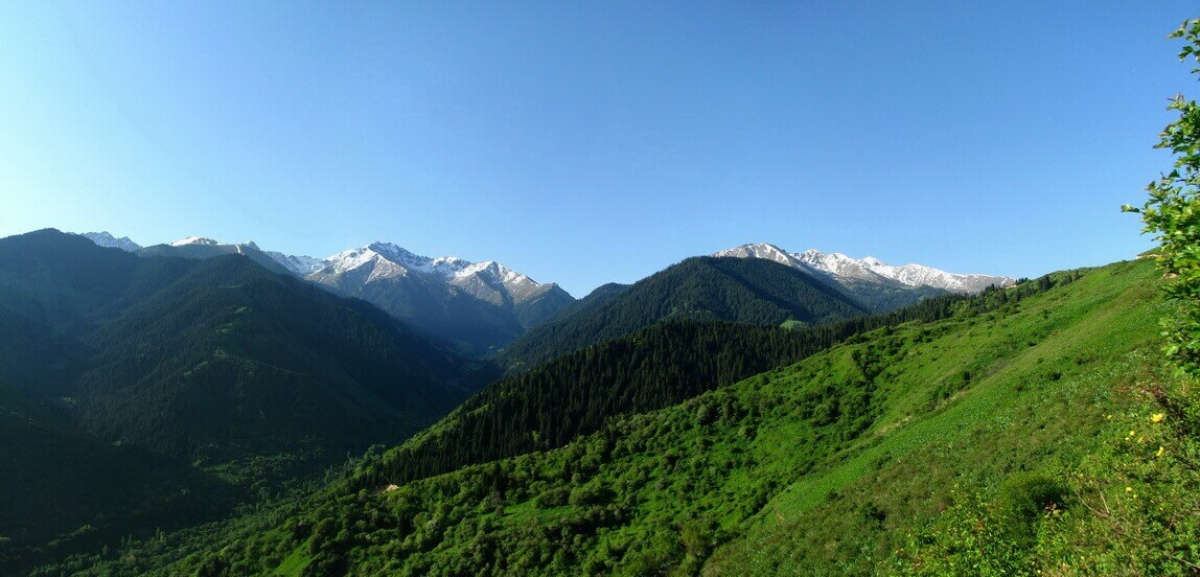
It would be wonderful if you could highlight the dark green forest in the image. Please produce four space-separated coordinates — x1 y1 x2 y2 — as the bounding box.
0 230 483 570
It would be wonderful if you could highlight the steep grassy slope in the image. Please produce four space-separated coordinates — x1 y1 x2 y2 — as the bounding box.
73 259 1162 576
501 256 869 369
703 260 1161 574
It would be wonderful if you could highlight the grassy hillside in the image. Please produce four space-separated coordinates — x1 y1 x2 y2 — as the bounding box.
60 257 1176 576
704 260 1162 574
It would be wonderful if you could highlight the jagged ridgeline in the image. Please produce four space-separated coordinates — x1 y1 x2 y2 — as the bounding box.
499 256 872 370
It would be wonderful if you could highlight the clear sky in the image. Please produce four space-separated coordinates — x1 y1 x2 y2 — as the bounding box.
1 2 1195 297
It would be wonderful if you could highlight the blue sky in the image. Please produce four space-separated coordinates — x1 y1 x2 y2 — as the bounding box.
1 2 1195 297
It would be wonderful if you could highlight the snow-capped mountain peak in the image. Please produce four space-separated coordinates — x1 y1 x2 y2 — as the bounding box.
300 242 550 304
78 231 141 252
366 241 424 266
316 245 404 280
714 243 1013 294
168 236 261 253
713 242 795 266
170 236 222 247
263 251 325 276
62 230 573 352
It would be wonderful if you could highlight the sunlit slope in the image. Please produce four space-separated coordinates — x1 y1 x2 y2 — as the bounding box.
135 258 1159 576
703 258 1162 574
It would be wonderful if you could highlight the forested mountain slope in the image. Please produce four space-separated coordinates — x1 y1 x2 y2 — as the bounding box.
0 230 473 468
359 321 861 489
500 256 869 369
356 290 997 490
0 379 237 571
68 254 470 463
0 229 480 573
68 257 1168 576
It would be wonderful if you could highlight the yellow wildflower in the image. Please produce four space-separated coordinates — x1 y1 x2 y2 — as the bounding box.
1156 446 1166 458
1151 413 1166 423
1125 486 1133 493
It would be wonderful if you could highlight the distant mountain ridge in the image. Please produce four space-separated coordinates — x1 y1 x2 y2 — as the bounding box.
304 241 560 309
87 233 574 355
136 235 567 310
500 256 869 369
292 241 574 353
77 231 141 252
714 242 1014 294
0 230 472 463
74 232 1013 354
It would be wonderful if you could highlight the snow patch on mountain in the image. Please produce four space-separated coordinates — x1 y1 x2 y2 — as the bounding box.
264 251 325 276
78 231 141 252
259 240 553 306
122 233 566 321
170 236 222 247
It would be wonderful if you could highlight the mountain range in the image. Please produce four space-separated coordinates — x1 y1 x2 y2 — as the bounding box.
91 233 573 354
74 232 1013 355
3 227 1187 576
714 242 1014 310
51 254 1169 577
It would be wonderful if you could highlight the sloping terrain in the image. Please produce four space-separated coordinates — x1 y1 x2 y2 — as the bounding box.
294 241 575 355
357 291 986 492
359 320 861 489
126 236 576 355
65 258 1165 576
501 256 870 369
0 230 481 573
0 379 237 570
0 231 472 471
